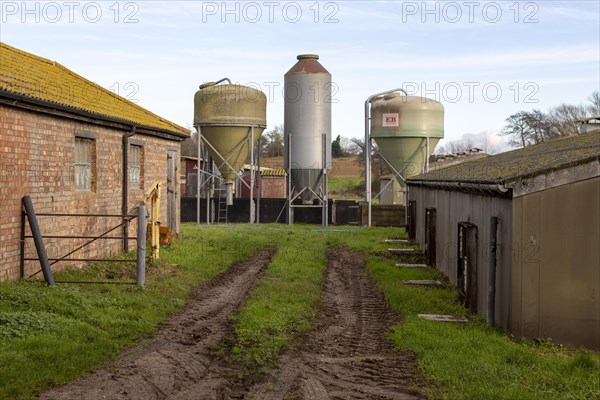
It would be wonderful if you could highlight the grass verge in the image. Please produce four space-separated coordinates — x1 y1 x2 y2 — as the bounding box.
0 226 270 400
364 235 600 400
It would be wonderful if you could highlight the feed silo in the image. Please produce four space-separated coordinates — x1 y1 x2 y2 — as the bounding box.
284 54 332 205
193 81 267 207
371 93 444 180
365 90 444 225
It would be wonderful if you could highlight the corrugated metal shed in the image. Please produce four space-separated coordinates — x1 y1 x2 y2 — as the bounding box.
409 132 599 185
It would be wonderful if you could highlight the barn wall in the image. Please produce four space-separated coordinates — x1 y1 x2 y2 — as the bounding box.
512 175 600 350
0 105 180 281
408 186 513 330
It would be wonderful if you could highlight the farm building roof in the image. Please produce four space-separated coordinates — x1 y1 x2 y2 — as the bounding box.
0 42 189 137
408 132 600 185
261 168 286 177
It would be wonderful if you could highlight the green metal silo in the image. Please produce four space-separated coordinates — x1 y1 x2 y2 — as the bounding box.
371 93 444 183
193 82 267 205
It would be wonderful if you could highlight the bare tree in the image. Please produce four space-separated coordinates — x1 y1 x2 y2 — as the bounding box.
547 104 588 137
587 90 600 116
502 110 551 147
261 124 284 157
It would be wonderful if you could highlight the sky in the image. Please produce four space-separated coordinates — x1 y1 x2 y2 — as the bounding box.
1 0 599 152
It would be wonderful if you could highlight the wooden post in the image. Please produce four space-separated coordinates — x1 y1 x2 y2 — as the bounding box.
136 205 146 286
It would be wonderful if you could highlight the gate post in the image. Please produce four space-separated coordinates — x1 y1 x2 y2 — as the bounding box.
22 196 54 287
136 205 146 286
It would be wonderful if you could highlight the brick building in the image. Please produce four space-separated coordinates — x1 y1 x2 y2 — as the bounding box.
0 42 189 281
240 167 287 199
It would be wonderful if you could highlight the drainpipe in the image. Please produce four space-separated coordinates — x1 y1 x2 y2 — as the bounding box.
487 216 498 326
122 126 137 251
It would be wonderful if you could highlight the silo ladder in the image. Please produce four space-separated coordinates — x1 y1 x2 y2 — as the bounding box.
217 192 228 224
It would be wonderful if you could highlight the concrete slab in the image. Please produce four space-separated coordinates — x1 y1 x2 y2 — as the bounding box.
396 263 429 268
383 239 411 244
388 248 418 254
417 314 468 323
402 280 443 287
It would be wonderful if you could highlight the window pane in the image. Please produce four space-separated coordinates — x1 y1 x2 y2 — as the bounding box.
128 145 141 189
75 138 92 191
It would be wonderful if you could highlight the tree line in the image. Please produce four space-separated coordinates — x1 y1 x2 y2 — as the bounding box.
502 91 599 147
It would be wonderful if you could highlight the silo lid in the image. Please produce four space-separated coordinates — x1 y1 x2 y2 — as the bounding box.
297 54 319 60
286 54 330 75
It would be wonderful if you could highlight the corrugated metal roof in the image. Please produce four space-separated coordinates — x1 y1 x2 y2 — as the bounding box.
261 168 286 177
0 42 189 136
409 132 600 184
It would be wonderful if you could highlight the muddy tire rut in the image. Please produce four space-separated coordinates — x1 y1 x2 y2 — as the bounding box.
40 248 275 400
246 247 424 400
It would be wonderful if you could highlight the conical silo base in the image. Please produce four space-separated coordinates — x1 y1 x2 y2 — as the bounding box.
291 169 324 204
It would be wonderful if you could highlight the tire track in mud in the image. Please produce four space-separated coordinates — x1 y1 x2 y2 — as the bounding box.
40 248 275 400
246 246 425 400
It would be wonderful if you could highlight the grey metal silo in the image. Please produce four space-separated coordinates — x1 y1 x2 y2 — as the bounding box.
284 54 332 205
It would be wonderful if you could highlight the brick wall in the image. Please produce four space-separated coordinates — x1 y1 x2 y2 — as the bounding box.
240 174 286 199
0 105 180 281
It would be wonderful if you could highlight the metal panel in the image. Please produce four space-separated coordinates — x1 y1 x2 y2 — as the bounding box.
538 177 600 349
511 196 523 338
521 192 541 339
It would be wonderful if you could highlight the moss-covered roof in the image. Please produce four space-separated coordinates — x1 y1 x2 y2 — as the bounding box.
409 132 600 184
0 42 189 136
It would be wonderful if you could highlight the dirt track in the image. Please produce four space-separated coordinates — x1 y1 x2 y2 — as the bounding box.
245 247 424 399
40 249 274 400
41 246 424 400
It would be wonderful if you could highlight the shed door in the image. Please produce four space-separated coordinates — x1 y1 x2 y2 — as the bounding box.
425 208 436 267
167 150 178 232
408 201 417 241
458 223 478 312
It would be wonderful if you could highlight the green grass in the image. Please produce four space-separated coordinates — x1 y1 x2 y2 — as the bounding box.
364 238 600 400
0 226 270 400
328 177 363 198
2 224 598 399
229 230 328 366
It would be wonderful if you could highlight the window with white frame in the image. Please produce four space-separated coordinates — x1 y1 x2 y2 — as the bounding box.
75 137 94 191
129 144 143 189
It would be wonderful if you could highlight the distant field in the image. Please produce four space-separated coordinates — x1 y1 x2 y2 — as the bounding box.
261 157 363 178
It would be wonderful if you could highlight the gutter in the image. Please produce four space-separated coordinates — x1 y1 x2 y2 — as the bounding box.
407 179 511 197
